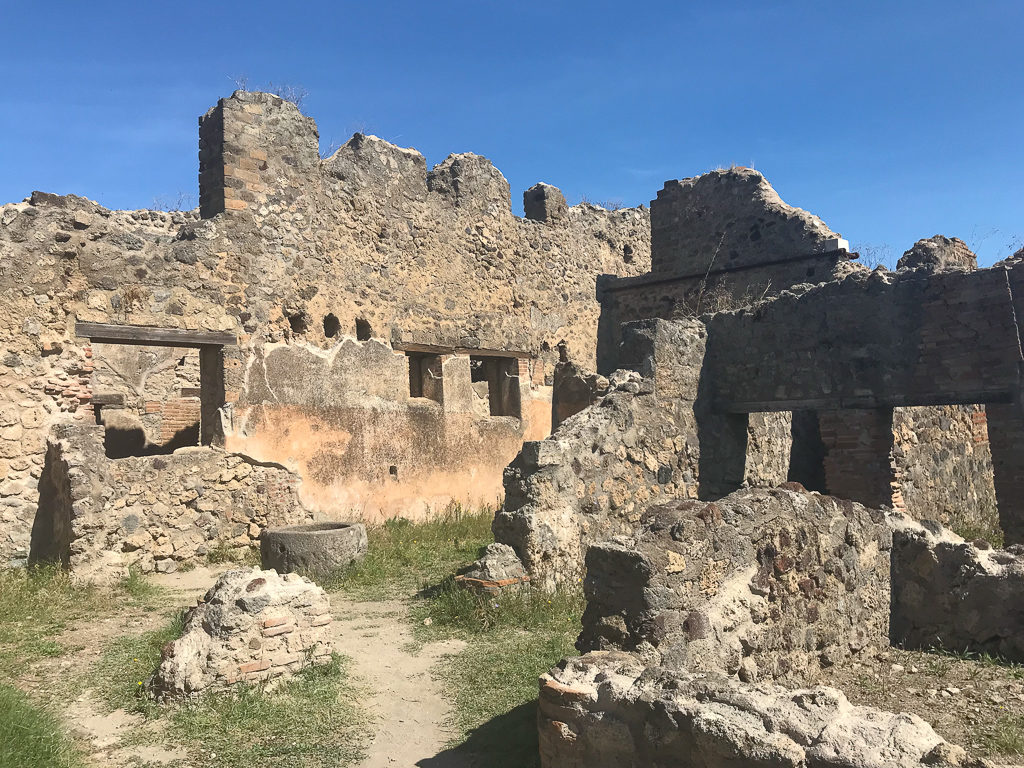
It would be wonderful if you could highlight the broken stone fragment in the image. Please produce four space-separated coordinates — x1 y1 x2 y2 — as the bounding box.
459 543 527 583
148 568 334 700
523 183 568 224
539 651 991 768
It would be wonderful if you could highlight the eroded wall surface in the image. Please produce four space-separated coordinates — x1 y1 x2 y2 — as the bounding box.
0 91 651 562
539 652 985 768
493 318 792 587
577 487 892 683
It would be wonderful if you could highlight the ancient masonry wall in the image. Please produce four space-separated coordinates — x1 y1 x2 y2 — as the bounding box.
577 487 893 684
891 524 1024 662
699 267 1020 539
493 318 792 587
32 423 312 581
0 90 651 563
596 168 852 374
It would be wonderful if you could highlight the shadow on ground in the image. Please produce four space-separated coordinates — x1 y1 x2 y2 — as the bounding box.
417 701 539 768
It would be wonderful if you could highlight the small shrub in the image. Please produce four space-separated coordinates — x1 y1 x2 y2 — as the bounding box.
205 542 239 564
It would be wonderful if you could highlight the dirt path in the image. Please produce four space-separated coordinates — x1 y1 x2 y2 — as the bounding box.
18 568 470 768
331 596 470 768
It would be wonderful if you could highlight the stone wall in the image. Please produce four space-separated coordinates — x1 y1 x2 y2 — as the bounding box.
891 524 1024 662
31 423 312 581
492 318 792 587
596 168 856 374
539 652 985 768
701 268 1021 411
650 168 841 275
893 405 997 537
0 90 651 562
577 487 892 683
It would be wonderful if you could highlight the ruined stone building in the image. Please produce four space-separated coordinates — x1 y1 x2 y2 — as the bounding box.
0 91 649 576
2 90 1019 586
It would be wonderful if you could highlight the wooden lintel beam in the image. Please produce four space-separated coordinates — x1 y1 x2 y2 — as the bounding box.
75 322 236 348
392 342 532 359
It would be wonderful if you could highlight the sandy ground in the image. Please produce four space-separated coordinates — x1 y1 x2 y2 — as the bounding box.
331 597 470 768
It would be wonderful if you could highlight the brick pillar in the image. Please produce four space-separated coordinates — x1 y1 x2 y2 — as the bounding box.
987 401 1024 544
818 408 900 510
199 345 225 447
198 91 319 220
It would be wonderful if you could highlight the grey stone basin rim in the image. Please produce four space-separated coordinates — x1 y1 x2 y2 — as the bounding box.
267 523 359 534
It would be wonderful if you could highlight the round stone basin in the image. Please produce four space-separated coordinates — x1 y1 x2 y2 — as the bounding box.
260 522 368 581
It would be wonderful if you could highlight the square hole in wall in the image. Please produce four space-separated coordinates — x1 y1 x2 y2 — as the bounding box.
469 355 521 418
407 352 443 403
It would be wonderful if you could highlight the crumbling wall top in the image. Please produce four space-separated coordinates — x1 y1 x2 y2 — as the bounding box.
897 235 978 272
650 167 841 275
426 152 511 215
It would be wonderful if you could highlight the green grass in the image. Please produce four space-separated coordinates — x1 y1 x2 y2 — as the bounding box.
0 566 104 677
325 505 583 766
947 503 1004 548
89 609 187 717
324 503 494 599
414 576 585 767
0 683 83 768
85 611 368 767
0 565 166 678
986 712 1024 756
165 655 367 767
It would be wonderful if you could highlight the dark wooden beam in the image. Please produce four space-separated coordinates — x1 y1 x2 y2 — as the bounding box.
392 341 532 359
715 388 1017 414
75 322 236 348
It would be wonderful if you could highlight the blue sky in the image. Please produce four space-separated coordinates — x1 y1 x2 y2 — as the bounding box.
2 1 1021 265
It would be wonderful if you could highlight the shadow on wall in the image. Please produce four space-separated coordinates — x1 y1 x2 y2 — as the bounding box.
103 423 200 459
28 441 73 567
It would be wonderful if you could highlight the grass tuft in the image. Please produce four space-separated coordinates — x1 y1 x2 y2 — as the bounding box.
324 503 494 599
0 566 104 677
987 712 1024 756
89 609 186 717
165 654 367 767
0 683 83 768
